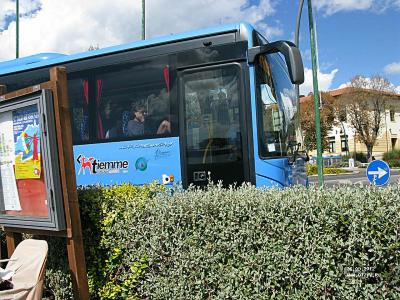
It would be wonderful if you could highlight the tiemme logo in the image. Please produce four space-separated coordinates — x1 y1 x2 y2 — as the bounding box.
76 154 129 175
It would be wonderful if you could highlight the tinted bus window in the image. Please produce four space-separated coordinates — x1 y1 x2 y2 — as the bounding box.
69 78 90 143
183 65 242 165
93 58 176 142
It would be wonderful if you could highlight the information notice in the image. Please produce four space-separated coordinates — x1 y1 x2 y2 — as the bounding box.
0 111 21 211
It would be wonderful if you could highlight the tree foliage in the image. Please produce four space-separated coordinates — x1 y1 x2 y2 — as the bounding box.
338 75 394 160
300 92 336 151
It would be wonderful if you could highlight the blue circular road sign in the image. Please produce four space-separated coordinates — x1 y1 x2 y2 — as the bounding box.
366 160 391 186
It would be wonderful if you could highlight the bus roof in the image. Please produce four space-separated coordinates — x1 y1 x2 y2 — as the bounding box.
0 22 254 76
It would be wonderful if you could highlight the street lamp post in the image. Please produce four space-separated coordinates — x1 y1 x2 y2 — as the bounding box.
295 0 324 186
385 110 389 152
16 0 19 58
141 0 145 40
307 0 324 186
295 0 304 149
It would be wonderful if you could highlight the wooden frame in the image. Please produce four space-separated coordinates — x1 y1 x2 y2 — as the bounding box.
0 67 89 299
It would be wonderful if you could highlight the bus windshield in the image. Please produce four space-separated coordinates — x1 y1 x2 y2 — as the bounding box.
255 52 299 158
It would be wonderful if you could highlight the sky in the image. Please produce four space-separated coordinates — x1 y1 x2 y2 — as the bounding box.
0 0 399 95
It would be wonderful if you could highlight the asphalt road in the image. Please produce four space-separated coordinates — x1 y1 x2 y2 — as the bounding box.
308 168 400 187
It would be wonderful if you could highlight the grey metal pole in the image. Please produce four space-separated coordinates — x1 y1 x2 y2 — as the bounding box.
141 0 145 40
16 0 19 58
385 110 389 152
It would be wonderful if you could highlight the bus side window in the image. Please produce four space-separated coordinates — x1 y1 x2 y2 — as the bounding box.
69 78 90 143
93 58 176 142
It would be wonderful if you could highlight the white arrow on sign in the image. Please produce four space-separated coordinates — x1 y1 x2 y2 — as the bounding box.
367 167 387 179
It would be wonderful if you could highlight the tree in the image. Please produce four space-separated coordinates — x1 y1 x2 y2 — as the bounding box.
338 75 394 161
300 92 336 152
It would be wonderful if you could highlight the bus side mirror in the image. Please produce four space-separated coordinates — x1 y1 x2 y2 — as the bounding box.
248 41 304 85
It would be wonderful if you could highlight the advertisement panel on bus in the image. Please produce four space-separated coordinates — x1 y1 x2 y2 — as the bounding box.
73 137 181 186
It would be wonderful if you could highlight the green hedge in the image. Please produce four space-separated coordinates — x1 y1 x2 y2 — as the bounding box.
331 160 363 168
383 149 400 161
342 152 368 163
39 183 400 299
40 183 164 299
383 149 400 168
386 159 400 168
307 164 349 175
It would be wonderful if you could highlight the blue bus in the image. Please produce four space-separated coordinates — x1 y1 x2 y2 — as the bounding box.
0 23 307 188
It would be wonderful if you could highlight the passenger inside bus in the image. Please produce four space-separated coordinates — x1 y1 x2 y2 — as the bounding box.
106 107 124 139
101 101 114 135
145 90 171 135
156 119 171 134
127 103 146 137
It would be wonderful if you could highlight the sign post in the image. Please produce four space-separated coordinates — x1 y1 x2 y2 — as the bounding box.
366 160 391 186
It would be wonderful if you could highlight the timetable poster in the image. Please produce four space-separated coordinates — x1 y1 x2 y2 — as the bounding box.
0 111 21 211
13 105 42 179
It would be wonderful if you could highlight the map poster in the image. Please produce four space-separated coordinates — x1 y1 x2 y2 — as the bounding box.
0 111 21 211
13 105 42 179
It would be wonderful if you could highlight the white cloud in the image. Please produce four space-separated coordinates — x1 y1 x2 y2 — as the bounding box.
0 0 282 61
395 0 400 7
314 0 373 15
299 67 338 95
338 82 350 89
0 0 42 29
0 0 15 29
301 49 311 61
384 62 400 74
313 0 400 15
256 22 283 40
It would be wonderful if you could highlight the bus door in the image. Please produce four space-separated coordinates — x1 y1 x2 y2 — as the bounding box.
179 64 249 187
